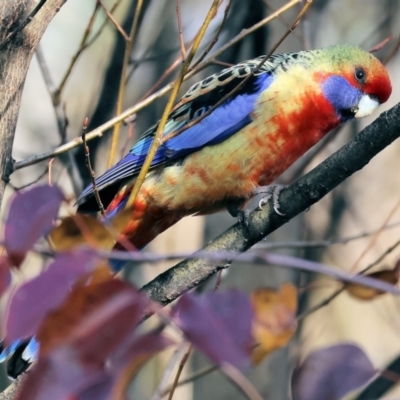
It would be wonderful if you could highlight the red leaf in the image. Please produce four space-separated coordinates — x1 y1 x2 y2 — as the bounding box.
173 290 253 368
17 281 170 400
291 343 376 400
5 250 99 343
4 185 64 266
37 279 147 359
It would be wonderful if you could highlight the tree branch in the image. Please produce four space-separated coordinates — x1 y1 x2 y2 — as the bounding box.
140 103 400 312
0 0 67 209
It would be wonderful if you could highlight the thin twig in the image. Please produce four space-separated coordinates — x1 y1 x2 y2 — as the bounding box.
176 0 186 59
297 288 342 320
191 0 232 69
368 35 393 53
360 238 400 275
85 0 123 48
120 114 137 158
151 341 189 400
82 117 105 216
36 44 84 196
221 363 264 400
107 0 144 167
55 2 102 103
255 220 400 250
35 45 68 136
350 197 400 272
9 167 48 191
126 0 221 208
12 0 301 171
168 344 192 400
130 47 181 66
48 158 54 186
139 48 191 102
162 365 218 396
212 59 234 67
383 34 400 64
298 237 400 320
262 0 303 41
98 0 129 41
0 0 48 51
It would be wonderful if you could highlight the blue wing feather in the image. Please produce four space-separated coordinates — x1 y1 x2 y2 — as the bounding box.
77 57 278 209
165 75 272 157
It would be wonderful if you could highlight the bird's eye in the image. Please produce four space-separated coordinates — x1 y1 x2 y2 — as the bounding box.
355 68 365 82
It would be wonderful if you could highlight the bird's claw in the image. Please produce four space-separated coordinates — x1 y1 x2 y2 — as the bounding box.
254 185 286 216
227 201 251 230
237 209 251 228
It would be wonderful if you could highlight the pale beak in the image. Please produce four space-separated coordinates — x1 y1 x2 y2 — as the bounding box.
354 94 380 118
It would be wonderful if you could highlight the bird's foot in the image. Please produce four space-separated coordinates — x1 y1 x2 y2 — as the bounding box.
252 185 287 216
227 201 250 229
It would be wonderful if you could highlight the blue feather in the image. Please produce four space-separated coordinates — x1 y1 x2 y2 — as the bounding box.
322 75 361 121
77 69 274 209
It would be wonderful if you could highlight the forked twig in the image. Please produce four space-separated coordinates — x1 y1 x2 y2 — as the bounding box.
98 0 129 41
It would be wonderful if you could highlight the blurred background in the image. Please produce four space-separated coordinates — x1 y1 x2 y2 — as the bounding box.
3 0 400 398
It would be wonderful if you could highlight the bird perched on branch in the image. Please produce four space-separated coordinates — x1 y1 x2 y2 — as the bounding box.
0 44 392 379
77 44 391 267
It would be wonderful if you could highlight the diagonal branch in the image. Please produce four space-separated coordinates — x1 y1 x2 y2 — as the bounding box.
140 102 400 312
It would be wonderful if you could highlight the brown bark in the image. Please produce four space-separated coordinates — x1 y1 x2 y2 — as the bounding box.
0 0 67 208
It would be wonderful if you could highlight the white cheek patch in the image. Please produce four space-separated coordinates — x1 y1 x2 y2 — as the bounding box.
354 94 380 118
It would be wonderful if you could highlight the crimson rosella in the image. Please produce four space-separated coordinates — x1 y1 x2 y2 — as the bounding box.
77 44 391 257
0 44 392 378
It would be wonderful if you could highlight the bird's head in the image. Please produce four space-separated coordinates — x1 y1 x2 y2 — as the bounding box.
314 44 392 121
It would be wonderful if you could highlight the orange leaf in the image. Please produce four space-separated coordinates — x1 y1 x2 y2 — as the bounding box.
345 265 400 300
251 283 298 364
49 208 133 252
50 215 114 251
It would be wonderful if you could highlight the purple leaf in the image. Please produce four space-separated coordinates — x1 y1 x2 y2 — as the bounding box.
16 281 170 400
111 331 174 369
77 375 115 400
5 250 99 342
173 290 253 368
16 350 107 400
291 343 377 400
4 185 64 266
